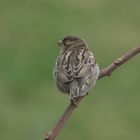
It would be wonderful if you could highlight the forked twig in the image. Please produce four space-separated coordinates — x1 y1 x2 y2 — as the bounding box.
44 46 140 140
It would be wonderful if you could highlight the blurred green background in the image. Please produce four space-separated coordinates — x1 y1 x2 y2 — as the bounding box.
0 0 140 140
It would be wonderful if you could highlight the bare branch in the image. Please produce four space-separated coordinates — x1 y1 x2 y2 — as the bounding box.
44 46 140 140
98 46 140 79
44 97 83 140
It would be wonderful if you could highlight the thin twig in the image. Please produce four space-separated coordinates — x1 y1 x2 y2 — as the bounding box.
44 97 83 140
98 46 140 79
44 46 140 140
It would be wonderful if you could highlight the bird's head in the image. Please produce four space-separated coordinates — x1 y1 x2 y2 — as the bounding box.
57 35 86 49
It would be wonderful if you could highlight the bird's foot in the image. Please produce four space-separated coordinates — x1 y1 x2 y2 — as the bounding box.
70 98 78 107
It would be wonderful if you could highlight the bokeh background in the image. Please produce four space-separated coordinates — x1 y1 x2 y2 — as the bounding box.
0 0 140 140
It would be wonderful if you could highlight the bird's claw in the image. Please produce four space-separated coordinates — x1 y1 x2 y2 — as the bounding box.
70 98 78 107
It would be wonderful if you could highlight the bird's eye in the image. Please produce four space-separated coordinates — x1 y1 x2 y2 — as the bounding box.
64 41 71 46
63 42 66 46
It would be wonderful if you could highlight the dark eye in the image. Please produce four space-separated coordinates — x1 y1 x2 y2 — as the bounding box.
63 42 66 46
63 41 71 46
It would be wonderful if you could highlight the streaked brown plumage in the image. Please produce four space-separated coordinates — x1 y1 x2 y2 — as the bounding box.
53 35 99 104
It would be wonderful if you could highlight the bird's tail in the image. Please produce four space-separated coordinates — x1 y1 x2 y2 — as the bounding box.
70 80 80 99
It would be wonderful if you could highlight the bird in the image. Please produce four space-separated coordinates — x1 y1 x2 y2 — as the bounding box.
53 35 99 106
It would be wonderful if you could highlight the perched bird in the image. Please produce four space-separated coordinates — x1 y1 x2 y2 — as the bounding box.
53 35 99 105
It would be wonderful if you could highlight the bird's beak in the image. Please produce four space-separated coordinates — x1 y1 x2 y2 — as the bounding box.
57 40 62 46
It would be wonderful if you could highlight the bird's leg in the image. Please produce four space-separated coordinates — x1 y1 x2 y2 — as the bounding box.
70 98 78 107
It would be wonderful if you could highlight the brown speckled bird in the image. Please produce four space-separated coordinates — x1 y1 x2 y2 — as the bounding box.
53 35 99 105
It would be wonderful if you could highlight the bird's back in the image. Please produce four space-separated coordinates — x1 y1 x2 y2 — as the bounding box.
54 45 99 99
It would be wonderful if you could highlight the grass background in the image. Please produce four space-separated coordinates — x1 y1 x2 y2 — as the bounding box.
0 0 140 140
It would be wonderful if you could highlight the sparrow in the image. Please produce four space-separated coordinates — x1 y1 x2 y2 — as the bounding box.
53 35 99 105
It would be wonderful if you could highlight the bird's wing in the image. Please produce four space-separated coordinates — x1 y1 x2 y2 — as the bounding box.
73 48 96 78
53 50 75 93
69 48 99 98
54 50 74 83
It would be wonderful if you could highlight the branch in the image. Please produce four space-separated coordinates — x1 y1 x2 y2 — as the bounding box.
44 46 140 140
98 46 140 79
44 97 83 140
